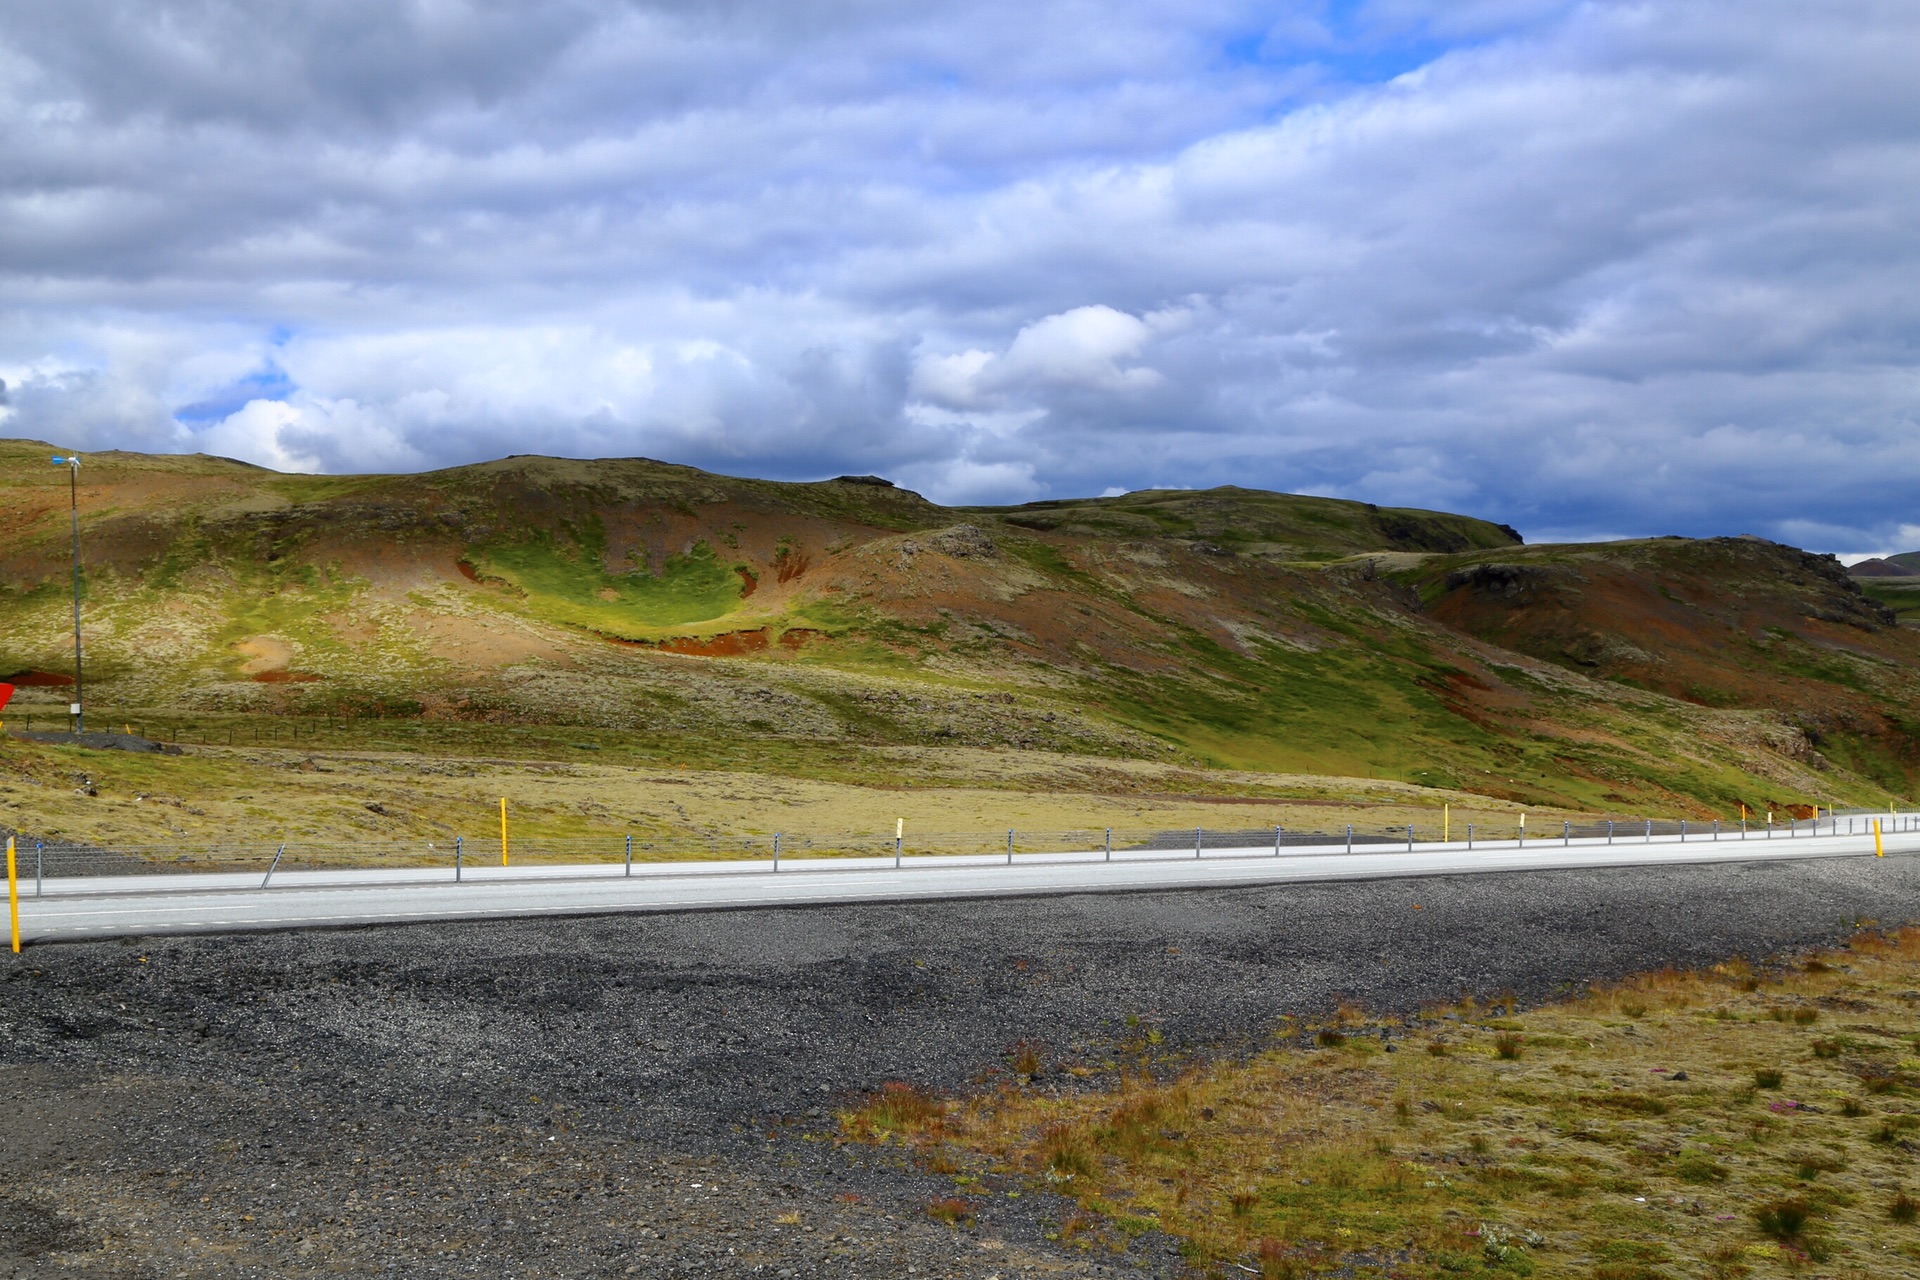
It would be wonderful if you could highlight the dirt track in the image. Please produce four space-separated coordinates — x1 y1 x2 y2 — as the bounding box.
3 854 1918 1278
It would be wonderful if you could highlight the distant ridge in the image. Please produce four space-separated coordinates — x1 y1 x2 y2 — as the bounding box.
1850 552 1920 578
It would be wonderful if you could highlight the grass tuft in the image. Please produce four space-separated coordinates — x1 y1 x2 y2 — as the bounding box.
1754 1196 1811 1241
845 1082 942 1137
1752 1067 1784 1089
1492 1031 1522 1060
926 1196 974 1226
1892 1191 1919 1224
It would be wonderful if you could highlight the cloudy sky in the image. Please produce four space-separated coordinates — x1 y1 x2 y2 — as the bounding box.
2 0 1918 550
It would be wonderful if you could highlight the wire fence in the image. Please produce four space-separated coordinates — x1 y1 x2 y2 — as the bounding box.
6 809 1913 890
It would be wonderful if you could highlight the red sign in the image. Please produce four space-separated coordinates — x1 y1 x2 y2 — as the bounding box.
0 683 13 711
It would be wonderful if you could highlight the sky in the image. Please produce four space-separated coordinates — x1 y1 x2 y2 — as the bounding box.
1 0 1918 553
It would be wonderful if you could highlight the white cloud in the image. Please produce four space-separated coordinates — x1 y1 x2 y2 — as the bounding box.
0 0 1915 543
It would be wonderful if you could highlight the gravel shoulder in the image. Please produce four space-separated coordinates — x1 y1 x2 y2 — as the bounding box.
2 854 1917 1278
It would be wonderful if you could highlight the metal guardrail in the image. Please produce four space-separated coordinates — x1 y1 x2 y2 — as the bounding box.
6 810 1912 894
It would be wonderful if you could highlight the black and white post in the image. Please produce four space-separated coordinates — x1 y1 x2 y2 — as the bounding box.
51 453 83 732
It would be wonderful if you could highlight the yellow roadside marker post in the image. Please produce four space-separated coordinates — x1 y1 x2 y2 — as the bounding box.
500 797 510 867
1874 819 1885 858
7 836 18 954
1444 803 1450 843
895 818 903 868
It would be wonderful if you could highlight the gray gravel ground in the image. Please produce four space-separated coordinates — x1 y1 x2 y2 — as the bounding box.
3 852 1918 1279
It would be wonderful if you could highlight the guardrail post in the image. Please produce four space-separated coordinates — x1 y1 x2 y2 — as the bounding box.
1563 820 1570 847
1713 819 1719 841
1607 819 1613 845
1406 824 1413 852
1467 822 1474 849
1007 829 1014 866
1345 823 1353 853
625 833 633 878
1645 818 1652 843
455 835 462 882
895 819 903 869
1104 828 1111 862
1274 825 1281 857
1680 820 1687 843
261 843 285 888
773 832 781 872
1195 827 1202 859
34 842 42 898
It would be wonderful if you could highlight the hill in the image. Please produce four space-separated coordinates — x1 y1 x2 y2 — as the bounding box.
0 439 1915 826
1849 552 1920 626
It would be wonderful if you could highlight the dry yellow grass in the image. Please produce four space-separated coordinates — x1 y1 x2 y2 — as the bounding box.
0 732 1549 857
843 930 1920 1278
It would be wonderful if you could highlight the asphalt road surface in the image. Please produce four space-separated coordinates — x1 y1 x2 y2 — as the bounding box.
11 824 1915 943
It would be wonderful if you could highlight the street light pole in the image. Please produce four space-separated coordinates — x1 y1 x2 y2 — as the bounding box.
50 454 82 733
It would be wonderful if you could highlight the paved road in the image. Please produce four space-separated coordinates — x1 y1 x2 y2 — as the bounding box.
9 824 1916 943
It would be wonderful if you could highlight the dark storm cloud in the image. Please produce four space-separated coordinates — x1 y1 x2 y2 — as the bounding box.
1 0 1918 549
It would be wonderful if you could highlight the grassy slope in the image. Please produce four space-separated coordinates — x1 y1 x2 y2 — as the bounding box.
0 439 1915 827
847 929 1920 1278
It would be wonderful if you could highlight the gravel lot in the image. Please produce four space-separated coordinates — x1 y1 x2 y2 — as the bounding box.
3 853 1917 1279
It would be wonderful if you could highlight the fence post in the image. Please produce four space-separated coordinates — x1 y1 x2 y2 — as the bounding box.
455 836 462 882
625 833 632 878
261 843 286 888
